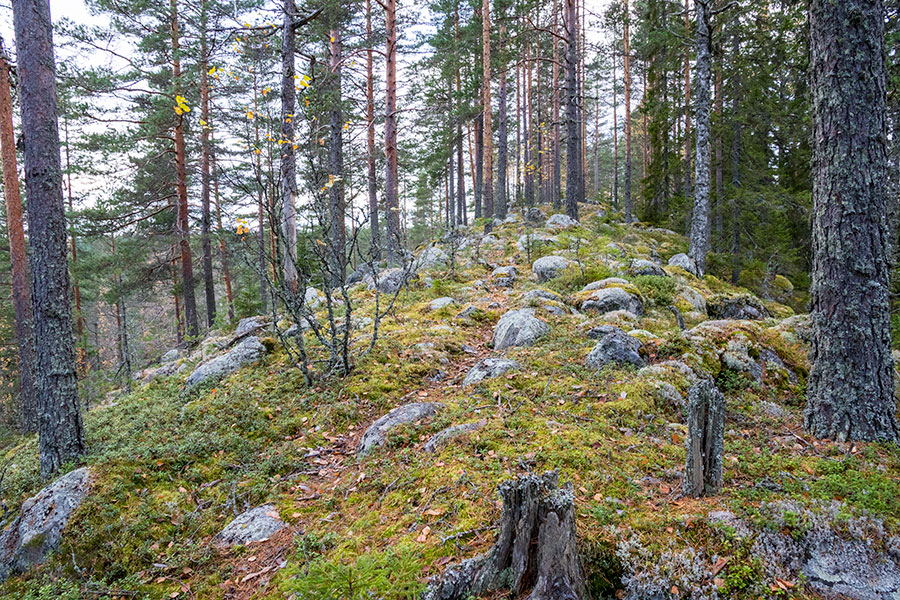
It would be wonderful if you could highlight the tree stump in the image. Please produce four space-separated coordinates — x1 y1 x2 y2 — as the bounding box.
423 471 585 600
684 380 725 497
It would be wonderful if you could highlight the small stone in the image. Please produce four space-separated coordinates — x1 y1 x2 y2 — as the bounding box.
463 357 521 386
214 504 287 547
545 213 578 230
585 329 644 370
423 421 487 452
357 402 444 455
667 253 698 275
429 297 456 311
493 309 550 350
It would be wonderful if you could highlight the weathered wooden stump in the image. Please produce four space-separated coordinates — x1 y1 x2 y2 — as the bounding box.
423 471 585 600
684 380 725 497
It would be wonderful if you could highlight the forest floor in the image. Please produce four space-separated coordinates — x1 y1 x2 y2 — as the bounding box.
0 203 898 600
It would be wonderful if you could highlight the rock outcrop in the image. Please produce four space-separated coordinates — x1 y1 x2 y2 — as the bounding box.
493 309 549 350
357 402 443 455
184 336 267 390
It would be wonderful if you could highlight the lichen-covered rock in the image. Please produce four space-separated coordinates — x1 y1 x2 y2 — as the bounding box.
772 314 812 344
161 348 180 363
532 255 570 282
585 329 645 370
630 258 667 277
581 287 643 316
667 253 698 275
213 504 287 547
722 333 763 382
357 402 443 455
525 206 545 222
374 268 408 294
429 297 456 311
586 324 619 339
516 233 558 253
491 265 518 287
708 293 770 320
462 357 521 386
423 420 487 452
234 316 267 338
582 277 630 291
0 467 92 581
493 309 549 350
304 286 326 309
677 286 707 315
545 213 578 230
413 246 449 272
523 289 563 303
184 336 267 390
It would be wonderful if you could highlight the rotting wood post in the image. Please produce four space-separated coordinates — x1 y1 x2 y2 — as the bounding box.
684 380 724 497
423 471 585 600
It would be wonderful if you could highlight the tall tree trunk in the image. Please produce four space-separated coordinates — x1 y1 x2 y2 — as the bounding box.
62 115 85 378
0 44 37 433
688 0 712 276
551 0 561 209
683 0 692 203
199 1 216 327
524 39 534 208
12 0 85 475
170 0 199 339
730 32 741 285
384 0 402 263
210 137 235 321
623 0 633 223
366 0 380 256
564 0 581 219
714 45 723 247
281 0 299 292
474 112 483 218
481 0 494 232
455 4 466 224
806 0 899 442
612 50 619 208
496 15 508 222
172 257 184 343
329 27 346 285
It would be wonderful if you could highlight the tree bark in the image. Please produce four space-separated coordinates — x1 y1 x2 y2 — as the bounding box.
612 49 619 208
806 0 899 442
688 0 712 276
12 0 85 475
682 0 692 202
423 472 585 600
329 27 346 285
62 115 85 378
0 44 37 433
366 0 380 256
495 15 508 222
551 0 561 209
281 0 299 292
384 0 402 263
481 0 494 232
730 32 741 285
563 0 581 220
474 112 483 218
199 1 216 328
684 380 724 497
210 137 235 321
623 0 633 223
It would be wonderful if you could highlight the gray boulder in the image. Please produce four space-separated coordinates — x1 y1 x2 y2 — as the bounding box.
429 297 456 311
585 329 645 370
582 277 630 291
532 255 570 282
581 287 643 316
493 309 550 350
708 294 770 320
161 349 180 363
234 316 267 338
414 246 449 272
586 324 619 339
357 402 444 455
491 265 518 288
630 259 668 277
516 233 558 253
462 357 521 386
304 286 325 309
213 504 287 547
523 289 563 303
545 213 578 230
525 207 545 222
667 253 698 275
424 421 487 452
0 467 92 581
375 268 408 294
184 336 267 390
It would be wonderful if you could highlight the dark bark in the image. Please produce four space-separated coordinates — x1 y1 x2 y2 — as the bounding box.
12 0 85 475
495 17 508 222
612 48 618 208
384 0 402 263
199 1 216 328
63 116 85 377
623 0 633 223
210 139 235 321
684 380 724 497
366 0 380 255
730 33 741 285
169 0 199 339
281 0 299 291
552 2 561 209
688 0 712 276
806 0 899 442
0 44 37 432
563 0 581 220
481 0 493 232
474 112 483 219
423 472 585 600
329 28 346 285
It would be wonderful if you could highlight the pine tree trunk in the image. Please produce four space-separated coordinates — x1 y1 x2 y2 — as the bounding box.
329 27 346 285
210 140 235 321
495 16 508 222
366 0 380 256
714 51 723 247
384 0 402 263
552 1 561 210
481 0 494 232
563 0 580 220
612 49 618 208
281 0 299 292
806 0 899 442
474 112 483 218
730 32 741 286
623 0 633 223
62 115 85 378
0 45 37 433
688 0 712 276
199 3 216 328
12 0 85 476
169 0 199 339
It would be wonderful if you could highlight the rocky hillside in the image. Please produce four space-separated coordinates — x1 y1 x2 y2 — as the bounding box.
0 204 898 600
